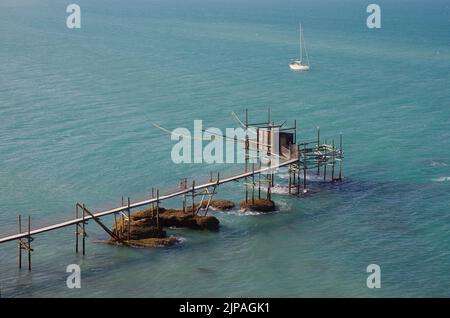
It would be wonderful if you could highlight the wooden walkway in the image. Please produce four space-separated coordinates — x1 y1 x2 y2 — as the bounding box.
0 157 299 244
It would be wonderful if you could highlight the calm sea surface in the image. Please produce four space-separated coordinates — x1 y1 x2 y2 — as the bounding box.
0 0 449 297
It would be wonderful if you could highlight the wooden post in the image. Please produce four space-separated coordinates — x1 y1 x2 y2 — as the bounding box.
339 132 343 180
258 171 261 199
256 128 259 156
317 127 320 175
245 108 249 173
121 213 125 237
127 197 131 241
288 166 292 195
331 139 335 181
27 216 31 271
303 145 307 191
82 204 86 256
152 188 155 217
75 205 79 253
113 212 118 238
323 142 327 181
191 181 195 215
252 163 255 204
18 215 22 270
156 189 160 229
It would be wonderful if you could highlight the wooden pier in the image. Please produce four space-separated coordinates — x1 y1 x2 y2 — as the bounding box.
0 110 344 271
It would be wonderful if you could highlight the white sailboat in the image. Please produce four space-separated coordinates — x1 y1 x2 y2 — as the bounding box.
289 23 310 71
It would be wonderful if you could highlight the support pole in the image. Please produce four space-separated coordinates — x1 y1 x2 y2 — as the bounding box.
256 128 259 156
288 165 292 195
18 214 33 271
339 132 343 181
323 150 327 181
317 127 320 175
113 212 118 238
127 197 131 242
303 145 307 191
18 215 22 270
152 188 155 217
331 139 335 181
191 181 195 215
297 145 301 195
156 189 160 229
82 204 86 256
252 163 255 204
75 205 79 253
258 171 261 199
27 216 31 271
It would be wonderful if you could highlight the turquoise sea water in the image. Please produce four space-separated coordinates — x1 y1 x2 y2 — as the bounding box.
0 0 449 297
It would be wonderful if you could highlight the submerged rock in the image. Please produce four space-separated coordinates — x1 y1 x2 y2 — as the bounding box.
239 199 276 213
127 237 178 248
199 199 235 211
104 236 178 248
111 205 220 240
159 209 220 231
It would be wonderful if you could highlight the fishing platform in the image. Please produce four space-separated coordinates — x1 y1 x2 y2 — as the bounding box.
0 109 344 271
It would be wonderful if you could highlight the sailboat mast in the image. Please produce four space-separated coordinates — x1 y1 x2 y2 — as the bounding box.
299 23 303 62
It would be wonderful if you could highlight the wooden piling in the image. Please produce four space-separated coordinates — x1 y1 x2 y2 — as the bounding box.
156 189 160 229
27 216 31 271
303 145 307 191
18 215 22 269
252 163 255 204
113 212 118 238
323 147 327 181
331 139 335 181
317 127 320 175
288 166 292 195
339 132 343 180
82 204 86 256
127 197 131 242
152 188 155 217
75 205 79 253
191 181 195 215
258 171 261 200
297 145 301 195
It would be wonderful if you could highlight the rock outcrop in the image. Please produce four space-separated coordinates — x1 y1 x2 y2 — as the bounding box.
108 204 222 248
239 199 276 213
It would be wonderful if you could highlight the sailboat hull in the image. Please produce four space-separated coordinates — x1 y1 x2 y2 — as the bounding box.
289 62 310 71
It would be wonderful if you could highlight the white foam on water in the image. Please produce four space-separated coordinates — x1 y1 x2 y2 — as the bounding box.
430 161 448 167
432 176 450 182
270 184 290 195
275 200 291 212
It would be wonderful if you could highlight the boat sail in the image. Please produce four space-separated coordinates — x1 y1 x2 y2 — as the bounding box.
289 23 310 71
